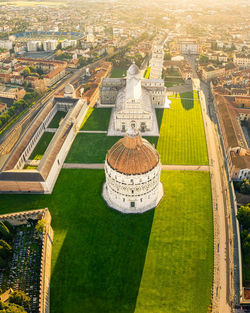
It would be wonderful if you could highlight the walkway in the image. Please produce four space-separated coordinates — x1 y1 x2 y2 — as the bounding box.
162 165 209 171
78 130 107 134
63 163 104 169
63 163 209 171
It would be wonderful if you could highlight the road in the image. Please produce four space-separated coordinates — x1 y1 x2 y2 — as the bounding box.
185 54 233 312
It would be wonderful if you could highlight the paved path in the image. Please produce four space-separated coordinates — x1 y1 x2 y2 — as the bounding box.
196 77 231 313
63 163 105 169
162 165 209 171
78 130 107 134
63 163 209 171
45 128 57 133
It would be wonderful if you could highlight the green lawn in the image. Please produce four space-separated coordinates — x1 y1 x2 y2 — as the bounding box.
65 134 121 163
66 92 207 165
0 169 213 313
29 132 54 160
80 108 112 131
48 111 67 128
110 67 127 78
135 171 213 313
157 91 208 165
65 134 159 164
165 80 184 88
144 67 150 79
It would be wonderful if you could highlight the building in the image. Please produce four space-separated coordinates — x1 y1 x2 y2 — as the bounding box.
150 44 164 79
100 63 169 136
61 40 77 49
27 41 42 52
0 87 88 193
233 53 250 69
201 65 225 81
0 40 13 50
43 40 58 52
180 40 199 55
102 128 164 213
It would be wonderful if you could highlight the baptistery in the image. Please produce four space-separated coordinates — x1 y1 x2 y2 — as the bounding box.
102 128 163 213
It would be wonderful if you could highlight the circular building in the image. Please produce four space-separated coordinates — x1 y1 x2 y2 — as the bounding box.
102 128 164 213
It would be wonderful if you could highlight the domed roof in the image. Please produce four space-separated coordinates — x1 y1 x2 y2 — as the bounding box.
106 129 160 175
127 63 140 76
64 83 75 95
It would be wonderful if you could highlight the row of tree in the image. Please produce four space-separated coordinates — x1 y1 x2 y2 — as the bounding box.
0 221 13 269
0 89 41 131
237 204 250 264
0 290 30 313
234 178 250 195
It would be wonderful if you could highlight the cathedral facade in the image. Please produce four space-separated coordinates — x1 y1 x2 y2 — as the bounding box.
99 63 169 135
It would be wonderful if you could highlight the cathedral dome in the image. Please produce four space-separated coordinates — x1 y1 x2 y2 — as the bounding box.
127 63 140 76
106 129 159 175
64 83 75 98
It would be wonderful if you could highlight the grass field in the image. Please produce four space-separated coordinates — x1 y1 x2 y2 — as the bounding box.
29 132 54 160
48 111 67 128
65 134 121 163
110 67 127 78
0 169 213 313
80 108 112 131
135 171 213 313
66 92 207 165
157 91 208 165
65 133 159 164
165 79 184 88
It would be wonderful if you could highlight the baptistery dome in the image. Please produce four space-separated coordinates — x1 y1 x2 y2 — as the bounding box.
102 129 164 213
107 130 159 175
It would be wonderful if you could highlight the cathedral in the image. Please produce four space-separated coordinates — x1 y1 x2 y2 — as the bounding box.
100 62 170 136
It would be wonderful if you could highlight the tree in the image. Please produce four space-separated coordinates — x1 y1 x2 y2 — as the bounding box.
0 256 6 269
0 300 6 310
9 291 30 309
35 219 46 234
28 66 36 73
3 303 27 313
240 179 250 194
22 67 31 78
0 222 11 241
0 240 12 253
237 203 250 230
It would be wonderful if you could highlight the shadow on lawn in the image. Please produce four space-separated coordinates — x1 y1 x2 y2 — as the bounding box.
50 181 155 313
180 95 194 110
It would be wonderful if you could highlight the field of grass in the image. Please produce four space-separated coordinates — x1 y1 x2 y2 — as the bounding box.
0 169 213 313
65 133 159 164
66 92 207 165
135 171 213 313
48 111 67 128
157 91 208 165
65 134 121 163
144 67 150 79
80 108 112 131
165 79 184 87
29 132 54 160
23 165 37 170
110 67 127 78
